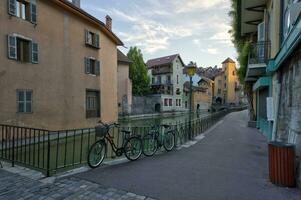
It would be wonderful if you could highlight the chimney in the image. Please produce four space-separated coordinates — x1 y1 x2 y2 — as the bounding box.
71 0 80 8
106 15 112 30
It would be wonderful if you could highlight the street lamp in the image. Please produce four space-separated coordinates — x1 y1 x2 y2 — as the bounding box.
186 61 197 140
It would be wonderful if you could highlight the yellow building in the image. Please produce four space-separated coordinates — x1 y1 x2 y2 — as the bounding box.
213 58 241 105
0 0 123 130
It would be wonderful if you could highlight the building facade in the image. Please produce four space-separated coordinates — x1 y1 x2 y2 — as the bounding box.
213 58 241 105
147 54 185 112
238 0 301 183
117 49 132 116
0 0 123 130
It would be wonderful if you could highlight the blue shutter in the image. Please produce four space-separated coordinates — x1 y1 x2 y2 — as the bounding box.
31 42 38 63
8 0 16 16
7 35 17 60
95 60 100 75
85 57 91 74
30 0 37 24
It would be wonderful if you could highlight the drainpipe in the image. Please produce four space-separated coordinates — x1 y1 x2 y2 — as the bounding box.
272 74 282 141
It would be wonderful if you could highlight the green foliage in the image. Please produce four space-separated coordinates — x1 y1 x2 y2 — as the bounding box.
127 47 150 96
237 42 250 84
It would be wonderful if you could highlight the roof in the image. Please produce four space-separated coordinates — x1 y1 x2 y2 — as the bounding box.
117 49 131 64
57 0 123 46
183 81 207 92
198 76 213 84
146 54 185 69
222 57 236 64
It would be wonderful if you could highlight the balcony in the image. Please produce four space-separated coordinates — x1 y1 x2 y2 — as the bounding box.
151 85 173 95
151 80 173 86
152 66 173 75
245 41 270 82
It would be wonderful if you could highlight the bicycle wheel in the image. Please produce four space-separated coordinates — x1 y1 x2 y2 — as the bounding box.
124 137 142 161
142 134 158 156
163 131 175 151
88 140 106 168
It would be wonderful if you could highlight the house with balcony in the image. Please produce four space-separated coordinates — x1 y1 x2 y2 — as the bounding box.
238 0 301 183
0 0 123 130
146 54 185 112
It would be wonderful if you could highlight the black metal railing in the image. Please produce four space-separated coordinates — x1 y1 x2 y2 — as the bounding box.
0 107 246 176
248 41 271 65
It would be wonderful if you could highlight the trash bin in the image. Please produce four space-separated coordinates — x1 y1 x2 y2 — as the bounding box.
268 142 296 187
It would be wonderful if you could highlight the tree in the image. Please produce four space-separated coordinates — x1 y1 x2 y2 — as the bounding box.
127 47 150 96
228 0 256 120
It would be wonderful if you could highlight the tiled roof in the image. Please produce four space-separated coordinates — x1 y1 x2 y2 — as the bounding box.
146 54 184 69
117 49 131 64
222 57 236 64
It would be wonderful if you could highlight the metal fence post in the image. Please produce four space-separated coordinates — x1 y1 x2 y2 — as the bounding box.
12 127 15 167
46 131 51 177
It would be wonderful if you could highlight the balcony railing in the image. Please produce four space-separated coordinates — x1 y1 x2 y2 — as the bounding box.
152 66 173 75
248 41 271 65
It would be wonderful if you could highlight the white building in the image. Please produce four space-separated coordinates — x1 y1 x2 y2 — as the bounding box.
146 54 185 112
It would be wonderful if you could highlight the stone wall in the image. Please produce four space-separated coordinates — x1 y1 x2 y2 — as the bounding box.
276 44 301 183
128 96 162 115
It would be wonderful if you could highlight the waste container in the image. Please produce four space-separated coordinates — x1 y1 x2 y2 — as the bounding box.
268 142 296 187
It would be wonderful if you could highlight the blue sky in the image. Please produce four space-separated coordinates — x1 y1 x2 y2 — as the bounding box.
81 0 237 68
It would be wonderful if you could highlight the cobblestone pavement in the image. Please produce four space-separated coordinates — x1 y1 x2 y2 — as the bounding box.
0 169 155 200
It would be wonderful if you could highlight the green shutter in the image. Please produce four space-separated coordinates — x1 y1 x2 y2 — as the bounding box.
8 0 16 16
30 0 37 24
31 42 38 63
95 34 100 48
85 30 89 44
85 57 91 74
7 35 17 60
95 60 100 75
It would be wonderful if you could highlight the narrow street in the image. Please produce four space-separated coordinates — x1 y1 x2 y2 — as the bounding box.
74 110 301 200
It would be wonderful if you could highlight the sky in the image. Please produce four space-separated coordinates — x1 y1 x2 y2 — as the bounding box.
81 0 238 68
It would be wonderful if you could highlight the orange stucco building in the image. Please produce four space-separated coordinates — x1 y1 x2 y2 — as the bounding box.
0 0 123 130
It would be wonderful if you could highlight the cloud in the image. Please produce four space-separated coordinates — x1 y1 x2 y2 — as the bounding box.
175 0 229 13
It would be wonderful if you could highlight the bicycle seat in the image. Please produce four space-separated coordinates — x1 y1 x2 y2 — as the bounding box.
121 130 131 134
161 124 171 129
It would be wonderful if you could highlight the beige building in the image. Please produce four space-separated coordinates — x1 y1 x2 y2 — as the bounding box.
117 49 132 116
0 0 123 130
213 58 241 105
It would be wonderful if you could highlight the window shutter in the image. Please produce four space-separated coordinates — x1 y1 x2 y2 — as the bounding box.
7 35 17 60
95 60 100 75
30 0 37 24
8 0 16 16
85 57 91 74
31 42 38 63
95 34 100 48
85 30 89 44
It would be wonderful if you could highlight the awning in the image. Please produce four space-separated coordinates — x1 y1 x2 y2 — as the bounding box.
238 0 267 36
253 76 271 91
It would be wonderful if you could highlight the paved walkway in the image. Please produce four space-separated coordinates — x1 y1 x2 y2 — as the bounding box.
0 110 300 200
74 110 301 200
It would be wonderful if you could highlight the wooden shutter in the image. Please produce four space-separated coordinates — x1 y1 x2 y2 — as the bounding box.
95 34 100 48
85 57 91 74
85 30 89 44
30 0 37 24
31 42 38 63
95 60 100 75
8 0 16 16
7 35 17 60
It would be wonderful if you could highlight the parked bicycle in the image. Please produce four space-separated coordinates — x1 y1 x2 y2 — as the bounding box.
142 124 176 157
88 121 142 168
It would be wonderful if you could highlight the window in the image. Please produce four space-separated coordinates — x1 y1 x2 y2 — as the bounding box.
232 71 235 76
218 80 222 86
7 35 38 63
8 0 37 24
177 75 179 84
17 90 32 113
152 77 155 84
218 89 221 94
167 75 171 84
164 99 168 106
185 101 188 108
169 99 172 106
224 83 227 88
179 99 181 107
158 76 161 84
85 57 100 76
86 90 100 118
176 99 178 106
85 30 100 48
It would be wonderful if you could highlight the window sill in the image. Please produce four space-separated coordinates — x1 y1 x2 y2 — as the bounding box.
9 14 37 25
86 73 99 77
85 43 100 50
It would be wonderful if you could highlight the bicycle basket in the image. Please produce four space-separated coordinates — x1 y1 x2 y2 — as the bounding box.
95 125 108 138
